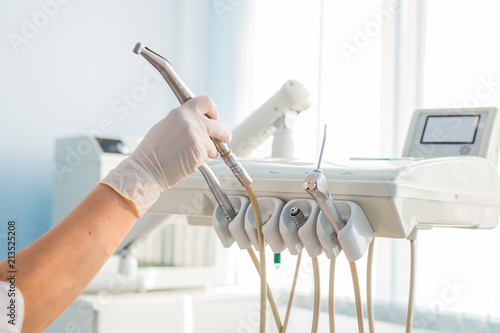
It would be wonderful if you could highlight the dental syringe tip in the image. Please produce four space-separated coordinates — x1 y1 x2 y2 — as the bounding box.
133 42 144 54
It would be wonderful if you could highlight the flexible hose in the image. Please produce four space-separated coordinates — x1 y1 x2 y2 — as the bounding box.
247 247 282 332
246 185 266 333
281 250 303 333
367 238 376 333
350 261 365 333
329 259 336 333
312 257 321 333
198 164 236 221
406 240 416 333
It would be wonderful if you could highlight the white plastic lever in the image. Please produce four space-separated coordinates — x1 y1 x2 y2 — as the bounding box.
317 200 373 261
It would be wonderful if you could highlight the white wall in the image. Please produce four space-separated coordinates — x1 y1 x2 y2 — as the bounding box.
0 0 254 251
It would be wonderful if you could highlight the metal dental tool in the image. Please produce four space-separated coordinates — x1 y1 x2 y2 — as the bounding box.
133 42 238 221
303 125 345 233
133 43 252 189
290 207 307 228
199 163 236 222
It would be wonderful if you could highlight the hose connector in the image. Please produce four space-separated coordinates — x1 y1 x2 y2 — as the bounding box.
290 207 307 228
213 138 253 187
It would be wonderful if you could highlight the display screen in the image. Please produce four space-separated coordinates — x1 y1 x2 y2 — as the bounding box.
421 115 480 144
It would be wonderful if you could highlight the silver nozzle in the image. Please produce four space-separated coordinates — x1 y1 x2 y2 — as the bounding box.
133 42 194 103
317 124 327 170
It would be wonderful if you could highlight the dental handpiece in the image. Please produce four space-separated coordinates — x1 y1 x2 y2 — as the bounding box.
133 43 252 187
133 42 237 221
303 125 345 233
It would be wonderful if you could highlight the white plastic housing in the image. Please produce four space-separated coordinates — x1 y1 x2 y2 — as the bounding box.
155 157 500 239
212 196 250 249
318 201 374 262
245 197 285 252
228 197 251 249
55 136 500 241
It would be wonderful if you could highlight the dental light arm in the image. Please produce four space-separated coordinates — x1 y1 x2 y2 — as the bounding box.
229 80 311 157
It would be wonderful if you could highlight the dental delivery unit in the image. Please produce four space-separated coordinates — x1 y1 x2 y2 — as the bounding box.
49 43 500 333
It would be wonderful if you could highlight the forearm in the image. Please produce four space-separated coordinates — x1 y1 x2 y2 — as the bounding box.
0 184 138 332
0 95 231 332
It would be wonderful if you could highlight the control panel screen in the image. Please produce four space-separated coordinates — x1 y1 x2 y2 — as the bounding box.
421 115 480 144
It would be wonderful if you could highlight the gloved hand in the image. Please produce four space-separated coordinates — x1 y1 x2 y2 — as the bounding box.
100 96 232 217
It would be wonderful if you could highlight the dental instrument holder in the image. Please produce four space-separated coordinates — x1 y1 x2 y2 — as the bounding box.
319 201 373 261
213 195 251 249
280 199 324 257
133 43 252 191
304 125 374 261
149 107 500 255
304 169 346 233
304 170 373 261
245 197 286 253
316 208 342 260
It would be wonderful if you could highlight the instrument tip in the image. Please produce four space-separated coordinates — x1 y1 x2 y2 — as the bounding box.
133 42 144 55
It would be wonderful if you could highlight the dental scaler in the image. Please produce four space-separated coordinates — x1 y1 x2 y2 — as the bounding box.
303 125 346 233
133 42 252 221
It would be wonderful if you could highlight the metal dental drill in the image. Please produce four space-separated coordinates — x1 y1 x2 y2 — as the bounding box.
133 42 243 221
303 125 345 233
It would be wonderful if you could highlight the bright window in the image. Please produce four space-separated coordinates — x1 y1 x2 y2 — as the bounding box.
249 0 500 328
250 0 387 303
251 0 384 161
418 0 500 320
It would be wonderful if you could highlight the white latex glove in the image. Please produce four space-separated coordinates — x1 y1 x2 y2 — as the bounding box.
100 96 232 217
